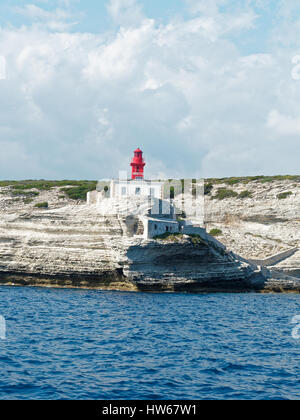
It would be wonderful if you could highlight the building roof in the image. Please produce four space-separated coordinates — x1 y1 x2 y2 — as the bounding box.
111 178 163 185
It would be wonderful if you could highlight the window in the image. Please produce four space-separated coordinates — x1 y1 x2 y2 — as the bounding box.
166 226 169 232
135 188 141 195
154 224 157 230
121 187 127 196
149 188 155 197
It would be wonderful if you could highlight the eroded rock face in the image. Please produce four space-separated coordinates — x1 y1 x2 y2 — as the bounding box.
0 205 130 289
203 180 300 262
123 237 265 292
173 179 300 279
0 200 265 292
0 182 299 292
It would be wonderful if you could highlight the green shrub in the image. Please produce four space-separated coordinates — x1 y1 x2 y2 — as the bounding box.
153 233 204 245
213 188 238 200
206 175 300 185
225 178 244 185
24 198 34 204
277 191 292 200
153 232 183 241
12 190 40 197
204 183 213 195
239 190 252 199
0 180 97 192
61 181 97 200
209 228 222 237
34 202 48 208
189 234 205 245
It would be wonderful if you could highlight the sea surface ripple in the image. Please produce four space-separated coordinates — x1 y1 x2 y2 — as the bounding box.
0 286 300 400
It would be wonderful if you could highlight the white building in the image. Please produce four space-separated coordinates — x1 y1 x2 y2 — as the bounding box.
110 178 163 200
86 148 206 239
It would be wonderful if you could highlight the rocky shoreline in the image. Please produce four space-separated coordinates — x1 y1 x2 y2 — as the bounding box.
0 179 299 293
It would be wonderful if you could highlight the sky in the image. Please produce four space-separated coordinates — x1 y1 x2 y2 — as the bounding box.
0 0 300 180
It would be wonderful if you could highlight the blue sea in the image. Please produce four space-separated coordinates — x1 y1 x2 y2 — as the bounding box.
0 286 300 400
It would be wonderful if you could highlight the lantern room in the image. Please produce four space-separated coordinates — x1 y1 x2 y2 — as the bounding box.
130 148 146 180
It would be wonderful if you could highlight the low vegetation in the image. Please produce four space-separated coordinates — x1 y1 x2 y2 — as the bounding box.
0 180 97 200
11 190 40 197
212 188 239 200
277 191 293 200
0 176 297 203
153 232 184 241
61 181 97 200
209 228 223 237
153 232 205 246
0 180 97 189
206 175 300 185
34 202 49 209
211 188 253 200
204 183 213 195
189 234 205 245
238 190 252 199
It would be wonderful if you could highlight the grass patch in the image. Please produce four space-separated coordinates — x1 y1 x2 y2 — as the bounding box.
209 228 223 237
189 234 205 245
24 198 34 204
34 202 48 209
213 188 239 200
61 181 97 201
0 180 97 191
239 190 252 199
153 232 183 241
11 190 40 197
206 175 300 185
277 191 293 200
153 232 205 245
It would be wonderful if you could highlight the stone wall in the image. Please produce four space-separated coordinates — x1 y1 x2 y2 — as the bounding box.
144 218 180 239
248 247 298 267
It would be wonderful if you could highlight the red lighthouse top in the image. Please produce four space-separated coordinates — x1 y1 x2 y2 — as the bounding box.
130 148 146 180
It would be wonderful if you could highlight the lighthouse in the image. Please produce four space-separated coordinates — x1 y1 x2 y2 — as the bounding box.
102 147 164 200
130 148 146 180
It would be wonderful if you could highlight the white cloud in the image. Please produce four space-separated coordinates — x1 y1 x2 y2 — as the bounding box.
84 20 154 81
0 0 299 179
106 0 144 26
14 3 78 31
267 110 300 135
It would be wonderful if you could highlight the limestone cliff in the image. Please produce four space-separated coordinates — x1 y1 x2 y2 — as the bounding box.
0 179 299 292
201 178 300 279
0 203 261 292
